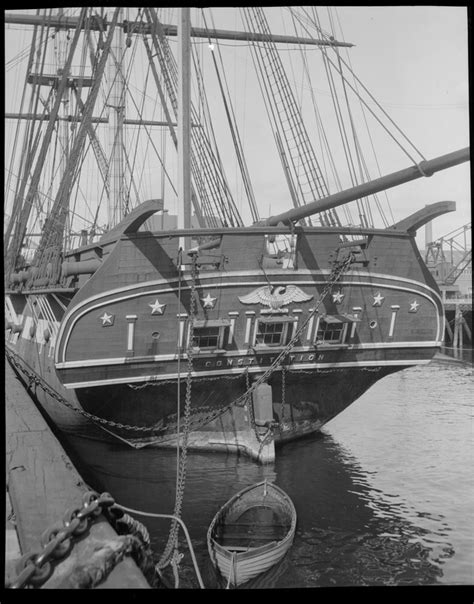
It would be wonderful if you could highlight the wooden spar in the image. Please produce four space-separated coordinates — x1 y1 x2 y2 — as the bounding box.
177 7 192 249
261 147 470 227
5 114 185 127
4 12 353 47
5 9 88 276
107 7 125 228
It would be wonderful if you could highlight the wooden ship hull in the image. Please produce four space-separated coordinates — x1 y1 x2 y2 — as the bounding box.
5 201 448 461
4 8 469 462
207 480 297 587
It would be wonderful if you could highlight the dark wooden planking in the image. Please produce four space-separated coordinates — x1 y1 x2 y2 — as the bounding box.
5 360 150 588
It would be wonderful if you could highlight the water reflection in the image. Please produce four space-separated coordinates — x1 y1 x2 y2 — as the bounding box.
57 354 474 588
64 424 449 588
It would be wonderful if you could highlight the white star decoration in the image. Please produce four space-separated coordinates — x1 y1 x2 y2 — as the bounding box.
99 312 114 326
332 290 344 304
409 300 420 312
201 293 217 309
372 292 384 307
149 299 166 315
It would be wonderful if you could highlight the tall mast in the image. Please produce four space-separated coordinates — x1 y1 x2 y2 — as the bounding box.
177 7 192 245
107 6 125 227
56 9 70 185
56 8 70 244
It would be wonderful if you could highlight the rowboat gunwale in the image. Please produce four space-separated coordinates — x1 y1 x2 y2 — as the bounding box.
207 480 297 586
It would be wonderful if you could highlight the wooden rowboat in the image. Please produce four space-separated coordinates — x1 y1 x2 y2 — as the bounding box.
207 480 297 587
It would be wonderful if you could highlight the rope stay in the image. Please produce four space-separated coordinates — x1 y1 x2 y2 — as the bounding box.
143 8 243 229
241 7 338 228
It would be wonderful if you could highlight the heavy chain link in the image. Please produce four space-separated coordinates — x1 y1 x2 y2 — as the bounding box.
10 491 116 589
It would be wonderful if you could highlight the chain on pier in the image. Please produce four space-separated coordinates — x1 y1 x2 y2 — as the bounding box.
10 491 110 588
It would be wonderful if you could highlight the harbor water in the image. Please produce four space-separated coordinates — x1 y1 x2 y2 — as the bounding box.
62 353 473 588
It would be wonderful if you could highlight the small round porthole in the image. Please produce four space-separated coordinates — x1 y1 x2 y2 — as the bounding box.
369 320 377 329
151 331 160 340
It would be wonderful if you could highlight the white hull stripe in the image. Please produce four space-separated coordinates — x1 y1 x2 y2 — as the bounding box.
54 269 443 358
56 279 442 364
62 358 433 389
55 340 443 369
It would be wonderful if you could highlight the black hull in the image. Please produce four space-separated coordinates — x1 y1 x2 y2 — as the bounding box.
5 220 445 461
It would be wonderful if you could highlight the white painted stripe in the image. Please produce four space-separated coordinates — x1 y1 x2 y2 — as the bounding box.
55 271 443 363
62 358 433 389
251 318 259 345
350 313 359 338
244 317 252 344
56 279 443 364
178 319 185 349
127 322 135 351
55 267 443 306
55 340 443 369
306 315 315 343
228 317 236 344
388 308 398 337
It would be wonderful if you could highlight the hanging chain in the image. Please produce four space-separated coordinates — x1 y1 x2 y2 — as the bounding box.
157 254 197 571
179 252 356 432
4 348 163 434
5 252 355 439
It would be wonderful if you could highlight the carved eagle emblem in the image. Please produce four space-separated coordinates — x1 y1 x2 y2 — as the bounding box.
239 285 312 309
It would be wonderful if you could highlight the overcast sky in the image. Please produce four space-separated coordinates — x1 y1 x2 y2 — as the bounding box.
210 5 470 248
4 6 470 249
321 6 470 247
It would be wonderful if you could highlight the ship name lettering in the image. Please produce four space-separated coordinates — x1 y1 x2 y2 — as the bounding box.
201 353 324 369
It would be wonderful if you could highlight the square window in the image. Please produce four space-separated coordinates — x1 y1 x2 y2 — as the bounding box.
255 321 288 346
192 326 220 349
316 321 346 344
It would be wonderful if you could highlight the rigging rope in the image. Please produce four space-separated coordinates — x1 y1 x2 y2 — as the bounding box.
202 9 260 224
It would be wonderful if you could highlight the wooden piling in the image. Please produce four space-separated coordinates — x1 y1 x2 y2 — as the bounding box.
5 359 150 589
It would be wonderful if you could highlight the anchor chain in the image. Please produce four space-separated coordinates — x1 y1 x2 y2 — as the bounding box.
157 254 197 572
181 252 356 433
5 252 355 441
4 347 163 434
9 491 116 588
